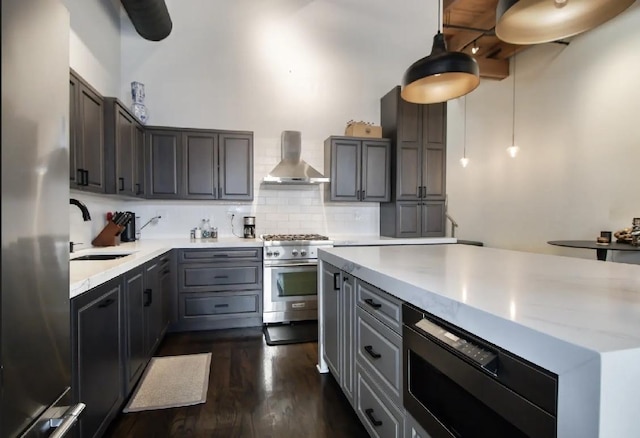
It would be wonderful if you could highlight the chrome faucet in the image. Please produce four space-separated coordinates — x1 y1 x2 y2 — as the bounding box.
70 198 91 221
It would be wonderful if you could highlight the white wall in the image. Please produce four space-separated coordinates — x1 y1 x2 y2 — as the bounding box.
63 0 121 95
446 3 640 261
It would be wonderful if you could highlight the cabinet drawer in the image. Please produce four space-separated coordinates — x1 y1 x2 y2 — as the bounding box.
181 293 260 318
178 263 262 292
178 248 262 263
356 364 404 438
357 279 402 334
356 306 402 406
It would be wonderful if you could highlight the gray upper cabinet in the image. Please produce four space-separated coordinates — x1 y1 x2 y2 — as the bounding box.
104 98 145 197
183 130 253 200
324 136 390 202
379 86 447 237
145 128 182 199
218 133 253 200
69 69 105 193
146 127 253 200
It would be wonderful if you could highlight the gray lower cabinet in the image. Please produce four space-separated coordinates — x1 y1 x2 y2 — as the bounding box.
146 127 254 200
321 262 356 408
322 265 424 438
324 136 390 202
71 277 123 438
123 253 171 395
175 248 262 331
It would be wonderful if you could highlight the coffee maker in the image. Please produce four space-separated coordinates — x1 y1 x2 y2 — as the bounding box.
243 216 256 239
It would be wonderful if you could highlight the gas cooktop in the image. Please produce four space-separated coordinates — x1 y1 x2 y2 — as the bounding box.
261 234 330 242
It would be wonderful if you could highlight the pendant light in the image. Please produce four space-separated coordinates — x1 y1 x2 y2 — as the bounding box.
401 0 480 104
460 96 470 167
506 54 519 158
496 0 636 45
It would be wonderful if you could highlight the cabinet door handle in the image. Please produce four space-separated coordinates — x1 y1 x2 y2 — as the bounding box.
364 408 383 427
144 288 152 307
161 268 170 275
361 189 365 200
135 183 142 195
356 190 361 200
217 186 221 199
76 169 83 185
422 185 427 198
417 186 422 198
364 345 382 359
118 177 125 191
83 170 89 186
97 298 115 308
364 298 382 309
333 272 340 290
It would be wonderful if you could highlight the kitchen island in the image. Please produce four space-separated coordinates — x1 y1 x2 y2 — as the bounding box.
317 244 640 438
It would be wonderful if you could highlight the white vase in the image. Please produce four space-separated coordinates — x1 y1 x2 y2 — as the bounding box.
131 81 145 104
132 103 149 124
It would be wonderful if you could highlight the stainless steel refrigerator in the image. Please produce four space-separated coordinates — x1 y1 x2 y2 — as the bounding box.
2 0 84 436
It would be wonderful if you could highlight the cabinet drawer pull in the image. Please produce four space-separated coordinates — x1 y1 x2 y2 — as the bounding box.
214 303 229 308
364 345 382 359
97 298 115 308
333 272 340 290
214 275 229 279
213 254 229 258
364 298 382 309
364 408 383 427
118 177 124 191
144 288 152 307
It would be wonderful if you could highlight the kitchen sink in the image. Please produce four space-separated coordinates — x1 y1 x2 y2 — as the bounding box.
71 253 133 261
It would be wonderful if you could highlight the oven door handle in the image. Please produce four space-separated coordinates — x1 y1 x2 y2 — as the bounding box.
265 262 318 268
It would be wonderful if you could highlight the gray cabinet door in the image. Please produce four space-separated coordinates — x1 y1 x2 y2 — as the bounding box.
329 138 360 201
218 132 253 200
134 125 145 196
115 104 136 196
71 278 122 438
396 202 421 238
423 103 446 200
124 268 146 395
146 129 182 198
144 258 164 357
69 73 80 188
322 262 341 381
183 131 218 199
361 140 390 202
341 273 356 406
397 99 422 201
422 201 445 237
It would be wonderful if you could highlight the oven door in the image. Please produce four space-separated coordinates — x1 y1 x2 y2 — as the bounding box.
263 261 318 323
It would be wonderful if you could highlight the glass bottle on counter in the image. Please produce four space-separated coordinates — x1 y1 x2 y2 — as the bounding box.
201 219 211 238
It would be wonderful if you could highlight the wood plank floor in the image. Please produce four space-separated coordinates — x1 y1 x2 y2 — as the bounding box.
104 328 369 438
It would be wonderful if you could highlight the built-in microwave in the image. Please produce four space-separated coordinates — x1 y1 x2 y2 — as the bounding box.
402 303 558 438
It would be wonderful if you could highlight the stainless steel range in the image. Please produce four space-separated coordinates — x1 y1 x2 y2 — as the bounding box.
262 234 333 324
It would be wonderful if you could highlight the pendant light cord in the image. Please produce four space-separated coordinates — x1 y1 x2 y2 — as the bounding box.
438 0 443 33
511 54 516 145
463 96 467 158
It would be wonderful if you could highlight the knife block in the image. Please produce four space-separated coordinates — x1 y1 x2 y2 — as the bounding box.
92 221 125 247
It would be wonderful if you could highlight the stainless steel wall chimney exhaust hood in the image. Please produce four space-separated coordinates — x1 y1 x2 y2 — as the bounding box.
263 131 329 184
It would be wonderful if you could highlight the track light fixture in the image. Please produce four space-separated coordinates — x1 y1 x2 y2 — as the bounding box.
471 39 480 55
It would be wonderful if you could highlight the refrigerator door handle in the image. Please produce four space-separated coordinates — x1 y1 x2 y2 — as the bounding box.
49 403 86 438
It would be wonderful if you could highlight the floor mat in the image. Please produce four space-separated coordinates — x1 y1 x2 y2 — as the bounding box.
122 353 211 413
263 321 318 346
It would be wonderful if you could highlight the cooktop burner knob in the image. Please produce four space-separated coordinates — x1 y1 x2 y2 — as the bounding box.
292 249 299 256
273 251 280 257
300 249 307 256
266 251 273 257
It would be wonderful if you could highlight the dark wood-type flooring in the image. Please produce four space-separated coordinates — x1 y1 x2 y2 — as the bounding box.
104 328 369 438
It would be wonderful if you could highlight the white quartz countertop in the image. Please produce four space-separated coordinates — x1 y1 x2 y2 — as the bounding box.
330 235 457 246
69 237 262 299
319 244 640 358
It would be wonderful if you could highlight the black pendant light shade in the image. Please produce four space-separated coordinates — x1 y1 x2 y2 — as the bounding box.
496 0 636 44
401 32 480 104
